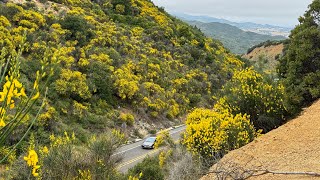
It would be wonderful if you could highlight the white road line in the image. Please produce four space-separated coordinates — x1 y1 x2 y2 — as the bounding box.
113 145 141 156
113 126 185 156
116 139 181 170
117 148 161 169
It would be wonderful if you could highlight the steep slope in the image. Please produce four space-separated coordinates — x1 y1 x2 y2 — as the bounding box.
186 21 286 54
202 99 320 180
0 0 244 145
243 42 284 73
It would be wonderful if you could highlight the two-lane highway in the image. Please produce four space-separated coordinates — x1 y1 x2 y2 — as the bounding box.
115 125 186 173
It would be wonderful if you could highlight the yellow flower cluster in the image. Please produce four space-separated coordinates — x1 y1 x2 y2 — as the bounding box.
158 149 172 168
49 132 76 147
23 150 40 177
113 61 141 99
134 0 170 27
77 169 92 180
0 77 26 127
184 108 256 157
13 9 46 32
55 69 91 99
223 67 285 120
128 172 143 180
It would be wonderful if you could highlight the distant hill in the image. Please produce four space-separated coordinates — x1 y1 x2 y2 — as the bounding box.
186 21 286 54
174 13 292 37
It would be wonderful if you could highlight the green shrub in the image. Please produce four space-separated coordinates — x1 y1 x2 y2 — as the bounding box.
127 156 164 180
60 14 94 46
9 131 126 179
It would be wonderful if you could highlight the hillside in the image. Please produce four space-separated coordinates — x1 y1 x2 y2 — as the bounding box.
186 21 286 54
202 99 320 180
0 0 244 153
242 41 284 73
175 13 291 37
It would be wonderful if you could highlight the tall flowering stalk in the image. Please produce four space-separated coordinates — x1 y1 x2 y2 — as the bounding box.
0 38 53 166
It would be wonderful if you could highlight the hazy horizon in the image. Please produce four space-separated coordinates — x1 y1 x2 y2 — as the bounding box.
151 0 313 27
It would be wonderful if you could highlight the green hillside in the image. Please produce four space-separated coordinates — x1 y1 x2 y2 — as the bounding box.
0 0 247 176
0 0 306 178
187 21 286 54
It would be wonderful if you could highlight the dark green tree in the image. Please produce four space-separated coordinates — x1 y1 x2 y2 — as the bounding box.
60 15 94 46
279 0 320 115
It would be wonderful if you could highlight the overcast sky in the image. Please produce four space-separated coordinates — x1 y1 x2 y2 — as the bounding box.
151 0 313 27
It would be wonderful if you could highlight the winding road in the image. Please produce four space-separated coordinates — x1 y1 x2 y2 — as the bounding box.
115 125 186 173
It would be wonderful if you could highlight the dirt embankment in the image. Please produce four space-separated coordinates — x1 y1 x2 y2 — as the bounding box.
243 43 284 62
202 100 320 180
242 43 284 71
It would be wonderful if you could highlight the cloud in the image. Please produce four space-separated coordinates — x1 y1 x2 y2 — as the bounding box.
152 0 313 26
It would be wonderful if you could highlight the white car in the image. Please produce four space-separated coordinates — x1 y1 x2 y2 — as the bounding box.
141 137 156 149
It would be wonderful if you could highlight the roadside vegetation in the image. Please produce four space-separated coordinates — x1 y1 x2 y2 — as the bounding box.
0 0 319 179
0 0 246 178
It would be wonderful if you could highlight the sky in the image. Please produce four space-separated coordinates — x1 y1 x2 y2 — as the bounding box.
151 0 314 27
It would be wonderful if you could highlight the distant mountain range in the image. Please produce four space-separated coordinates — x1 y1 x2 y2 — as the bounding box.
186 20 286 54
174 13 292 37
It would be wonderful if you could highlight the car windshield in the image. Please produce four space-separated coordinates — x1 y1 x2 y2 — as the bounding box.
145 137 156 142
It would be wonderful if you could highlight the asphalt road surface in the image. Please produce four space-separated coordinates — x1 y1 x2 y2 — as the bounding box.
115 125 186 173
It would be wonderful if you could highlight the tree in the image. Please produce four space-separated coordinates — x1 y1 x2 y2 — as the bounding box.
278 0 320 115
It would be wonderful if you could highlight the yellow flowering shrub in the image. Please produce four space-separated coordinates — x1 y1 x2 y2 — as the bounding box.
73 101 88 119
134 0 170 27
49 131 76 148
40 146 49 155
13 10 46 31
221 67 286 131
128 172 143 180
77 170 92 180
142 82 164 95
0 146 16 164
113 61 141 99
38 105 57 126
49 23 68 42
154 130 174 149
119 112 135 126
158 149 172 168
0 16 11 28
55 69 92 99
183 108 257 158
52 46 76 68
0 77 27 125
166 99 180 119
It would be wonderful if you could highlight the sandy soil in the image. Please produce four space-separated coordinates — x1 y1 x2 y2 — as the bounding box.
242 44 284 71
243 44 284 61
202 100 320 180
